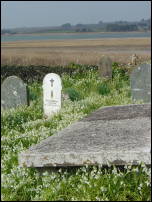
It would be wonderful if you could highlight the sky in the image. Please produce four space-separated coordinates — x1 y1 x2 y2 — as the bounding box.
1 1 151 29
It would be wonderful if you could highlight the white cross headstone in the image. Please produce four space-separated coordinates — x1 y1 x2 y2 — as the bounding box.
43 73 62 118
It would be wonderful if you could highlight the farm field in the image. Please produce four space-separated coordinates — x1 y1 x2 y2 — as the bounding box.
1 63 151 201
1 37 151 66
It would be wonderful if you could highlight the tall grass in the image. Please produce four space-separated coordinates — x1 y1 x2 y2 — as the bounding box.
1 37 151 66
1 52 150 67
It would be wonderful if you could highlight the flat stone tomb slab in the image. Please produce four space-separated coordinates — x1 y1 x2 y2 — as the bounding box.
19 104 151 167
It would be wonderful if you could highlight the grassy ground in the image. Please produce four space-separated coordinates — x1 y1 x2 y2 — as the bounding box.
1 37 151 66
1 64 151 201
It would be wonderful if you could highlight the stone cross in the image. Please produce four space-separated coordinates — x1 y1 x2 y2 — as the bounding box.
50 78 54 87
1 76 28 111
130 63 151 103
43 73 62 118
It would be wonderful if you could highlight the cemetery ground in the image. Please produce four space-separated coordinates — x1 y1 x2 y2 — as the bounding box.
1 62 151 201
1 37 151 66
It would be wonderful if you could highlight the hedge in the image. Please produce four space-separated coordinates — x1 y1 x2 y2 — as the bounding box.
1 64 98 83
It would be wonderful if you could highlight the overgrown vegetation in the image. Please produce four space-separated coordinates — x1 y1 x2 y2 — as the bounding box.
1 63 150 201
1 64 97 83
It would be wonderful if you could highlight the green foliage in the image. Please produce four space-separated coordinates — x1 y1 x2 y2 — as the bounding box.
28 82 42 102
1 64 97 84
1 64 150 201
112 62 129 81
35 165 151 201
98 81 111 95
64 88 81 101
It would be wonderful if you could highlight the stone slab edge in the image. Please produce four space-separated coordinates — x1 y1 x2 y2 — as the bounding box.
19 149 151 167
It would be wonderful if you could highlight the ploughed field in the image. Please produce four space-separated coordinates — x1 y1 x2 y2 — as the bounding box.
1 63 151 201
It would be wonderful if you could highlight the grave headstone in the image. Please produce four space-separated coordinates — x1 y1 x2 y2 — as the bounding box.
130 63 151 103
131 54 138 65
98 56 112 79
43 73 62 118
1 76 28 110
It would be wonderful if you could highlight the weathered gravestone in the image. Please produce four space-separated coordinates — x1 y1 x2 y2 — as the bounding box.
131 54 138 66
130 63 151 103
19 103 151 168
1 76 28 110
43 73 62 118
98 56 112 79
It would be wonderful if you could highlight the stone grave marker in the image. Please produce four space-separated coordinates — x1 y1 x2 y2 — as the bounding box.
130 63 151 103
98 56 112 79
1 76 28 110
43 73 62 118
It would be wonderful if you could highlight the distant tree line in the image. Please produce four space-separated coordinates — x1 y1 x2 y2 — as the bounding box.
106 24 138 32
2 18 151 35
1 29 17 35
